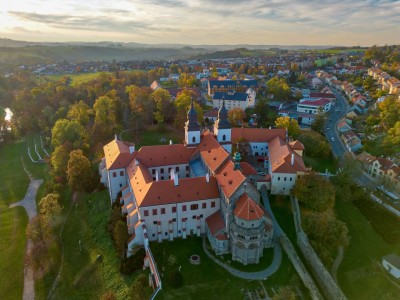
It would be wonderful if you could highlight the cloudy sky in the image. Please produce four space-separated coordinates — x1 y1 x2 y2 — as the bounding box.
1 0 399 46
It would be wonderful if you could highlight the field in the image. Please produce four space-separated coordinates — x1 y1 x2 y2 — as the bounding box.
0 140 30 299
121 126 184 147
45 72 111 86
336 199 400 299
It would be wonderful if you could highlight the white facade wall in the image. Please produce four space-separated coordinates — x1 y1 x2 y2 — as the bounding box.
249 142 268 156
137 198 220 243
148 164 190 181
185 130 200 146
214 127 231 145
234 216 263 229
213 99 247 111
246 88 256 108
108 168 128 202
300 117 314 125
270 173 297 195
383 260 400 279
297 101 332 115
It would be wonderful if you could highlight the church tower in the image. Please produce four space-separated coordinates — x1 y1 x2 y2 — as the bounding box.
214 99 232 153
185 99 201 147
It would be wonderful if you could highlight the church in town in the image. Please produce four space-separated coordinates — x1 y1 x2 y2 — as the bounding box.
99 101 307 265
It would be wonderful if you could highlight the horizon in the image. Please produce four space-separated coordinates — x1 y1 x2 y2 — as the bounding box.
1 1 399 46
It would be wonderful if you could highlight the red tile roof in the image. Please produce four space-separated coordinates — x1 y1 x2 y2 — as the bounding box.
231 128 286 143
135 144 196 168
288 140 305 151
269 136 307 174
234 193 265 221
198 131 230 173
206 211 225 235
103 139 135 170
240 162 258 176
215 160 246 198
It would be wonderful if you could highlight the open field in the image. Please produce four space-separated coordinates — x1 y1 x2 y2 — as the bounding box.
0 140 30 299
336 199 400 299
45 72 111 86
121 126 184 148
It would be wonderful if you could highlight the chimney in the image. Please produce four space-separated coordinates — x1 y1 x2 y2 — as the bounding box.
206 173 210 183
155 170 159 182
291 153 295 166
174 174 179 186
129 145 135 154
134 159 139 166
169 140 173 145
170 169 175 180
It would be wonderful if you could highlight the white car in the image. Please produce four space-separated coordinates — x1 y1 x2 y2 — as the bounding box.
331 137 335 142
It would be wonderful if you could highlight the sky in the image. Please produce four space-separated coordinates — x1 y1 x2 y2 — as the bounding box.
1 0 399 46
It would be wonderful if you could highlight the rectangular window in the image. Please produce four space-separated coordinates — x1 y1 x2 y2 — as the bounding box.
278 177 280 181
161 208 166 215
144 210 149 217
165 232 168 236
191 204 198 211
112 172 117 178
182 205 187 212
290 177 292 181
152 169 155 174
160 168 164 174
153 221 157 225
284 177 286 181
211 201 216 208
152 209 157 216
192 215 196 219
120 171 124 176
176 166 179 172
186 165 190 171
202 203 206 209
172 218 176 222
172 207 177 213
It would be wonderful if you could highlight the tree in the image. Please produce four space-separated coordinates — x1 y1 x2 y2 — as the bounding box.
25 240 48 273
292 173 335 212
174 91 203 128
297 131 331 159
130 274 151 300
113 220 129 258
385 121 400 147
26 216 51 244
275 116 300 138
151 88 175 124
51 119 86 149
266 77 291 100
228 107 245 127
67 101 92 127
311 107 326 134
51 145 70 180
378 95 400 128
39 193 62 221
66 149 93 192
128 85 153 126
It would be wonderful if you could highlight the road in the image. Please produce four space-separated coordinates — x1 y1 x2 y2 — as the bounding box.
325 88 350 158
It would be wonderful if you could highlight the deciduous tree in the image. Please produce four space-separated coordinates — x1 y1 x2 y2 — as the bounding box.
66 149 93 192
275 116 300 138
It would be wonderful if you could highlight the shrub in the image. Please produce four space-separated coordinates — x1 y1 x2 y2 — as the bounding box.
120 248 146 275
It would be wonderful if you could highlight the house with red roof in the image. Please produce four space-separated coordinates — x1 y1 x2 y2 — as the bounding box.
100 99 307 267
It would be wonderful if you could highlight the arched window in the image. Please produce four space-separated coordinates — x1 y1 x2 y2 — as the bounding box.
192 136 196 143
222 134 226 141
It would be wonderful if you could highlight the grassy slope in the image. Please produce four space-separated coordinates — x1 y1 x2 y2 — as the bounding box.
0 140 30 300
336 199 400 299
44 190 144 299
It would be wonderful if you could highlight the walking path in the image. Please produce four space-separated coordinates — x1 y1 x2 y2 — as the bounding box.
9 158 43 300
202 187 283 280
331 247 344 283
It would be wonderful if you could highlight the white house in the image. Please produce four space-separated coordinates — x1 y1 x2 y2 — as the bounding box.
297 98 333 115
382 254 400 279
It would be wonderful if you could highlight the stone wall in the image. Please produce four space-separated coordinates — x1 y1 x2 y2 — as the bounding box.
291 196 347 300
370 193 400 217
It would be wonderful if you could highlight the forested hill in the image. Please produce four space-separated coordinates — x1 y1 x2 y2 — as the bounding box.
0 45 213 70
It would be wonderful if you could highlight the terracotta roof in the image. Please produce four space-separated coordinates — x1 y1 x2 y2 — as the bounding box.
269 136 307 174
299 98 332 106
131 172 219 207
234 193 264 221
215 233 229 240
103 139 135 170
206 211 225 235
215 160 246 199
231 127 286 143
240 162 258 176
135 144 196 168
357 152 376 164
288 140 305 150
376 157 396 171
197 131 230 174
309 92 335 99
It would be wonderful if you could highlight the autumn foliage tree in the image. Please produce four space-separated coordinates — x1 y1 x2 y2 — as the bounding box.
66 149 93 192
274 116 300 138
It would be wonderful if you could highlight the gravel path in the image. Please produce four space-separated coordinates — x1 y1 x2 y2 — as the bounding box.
9 158 43 300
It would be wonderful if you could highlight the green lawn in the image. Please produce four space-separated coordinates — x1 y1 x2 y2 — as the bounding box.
45 72 111 86
303 155 337 173
335 199 400 299
42 190 143 299
0 140 30 300
121 126 184 148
